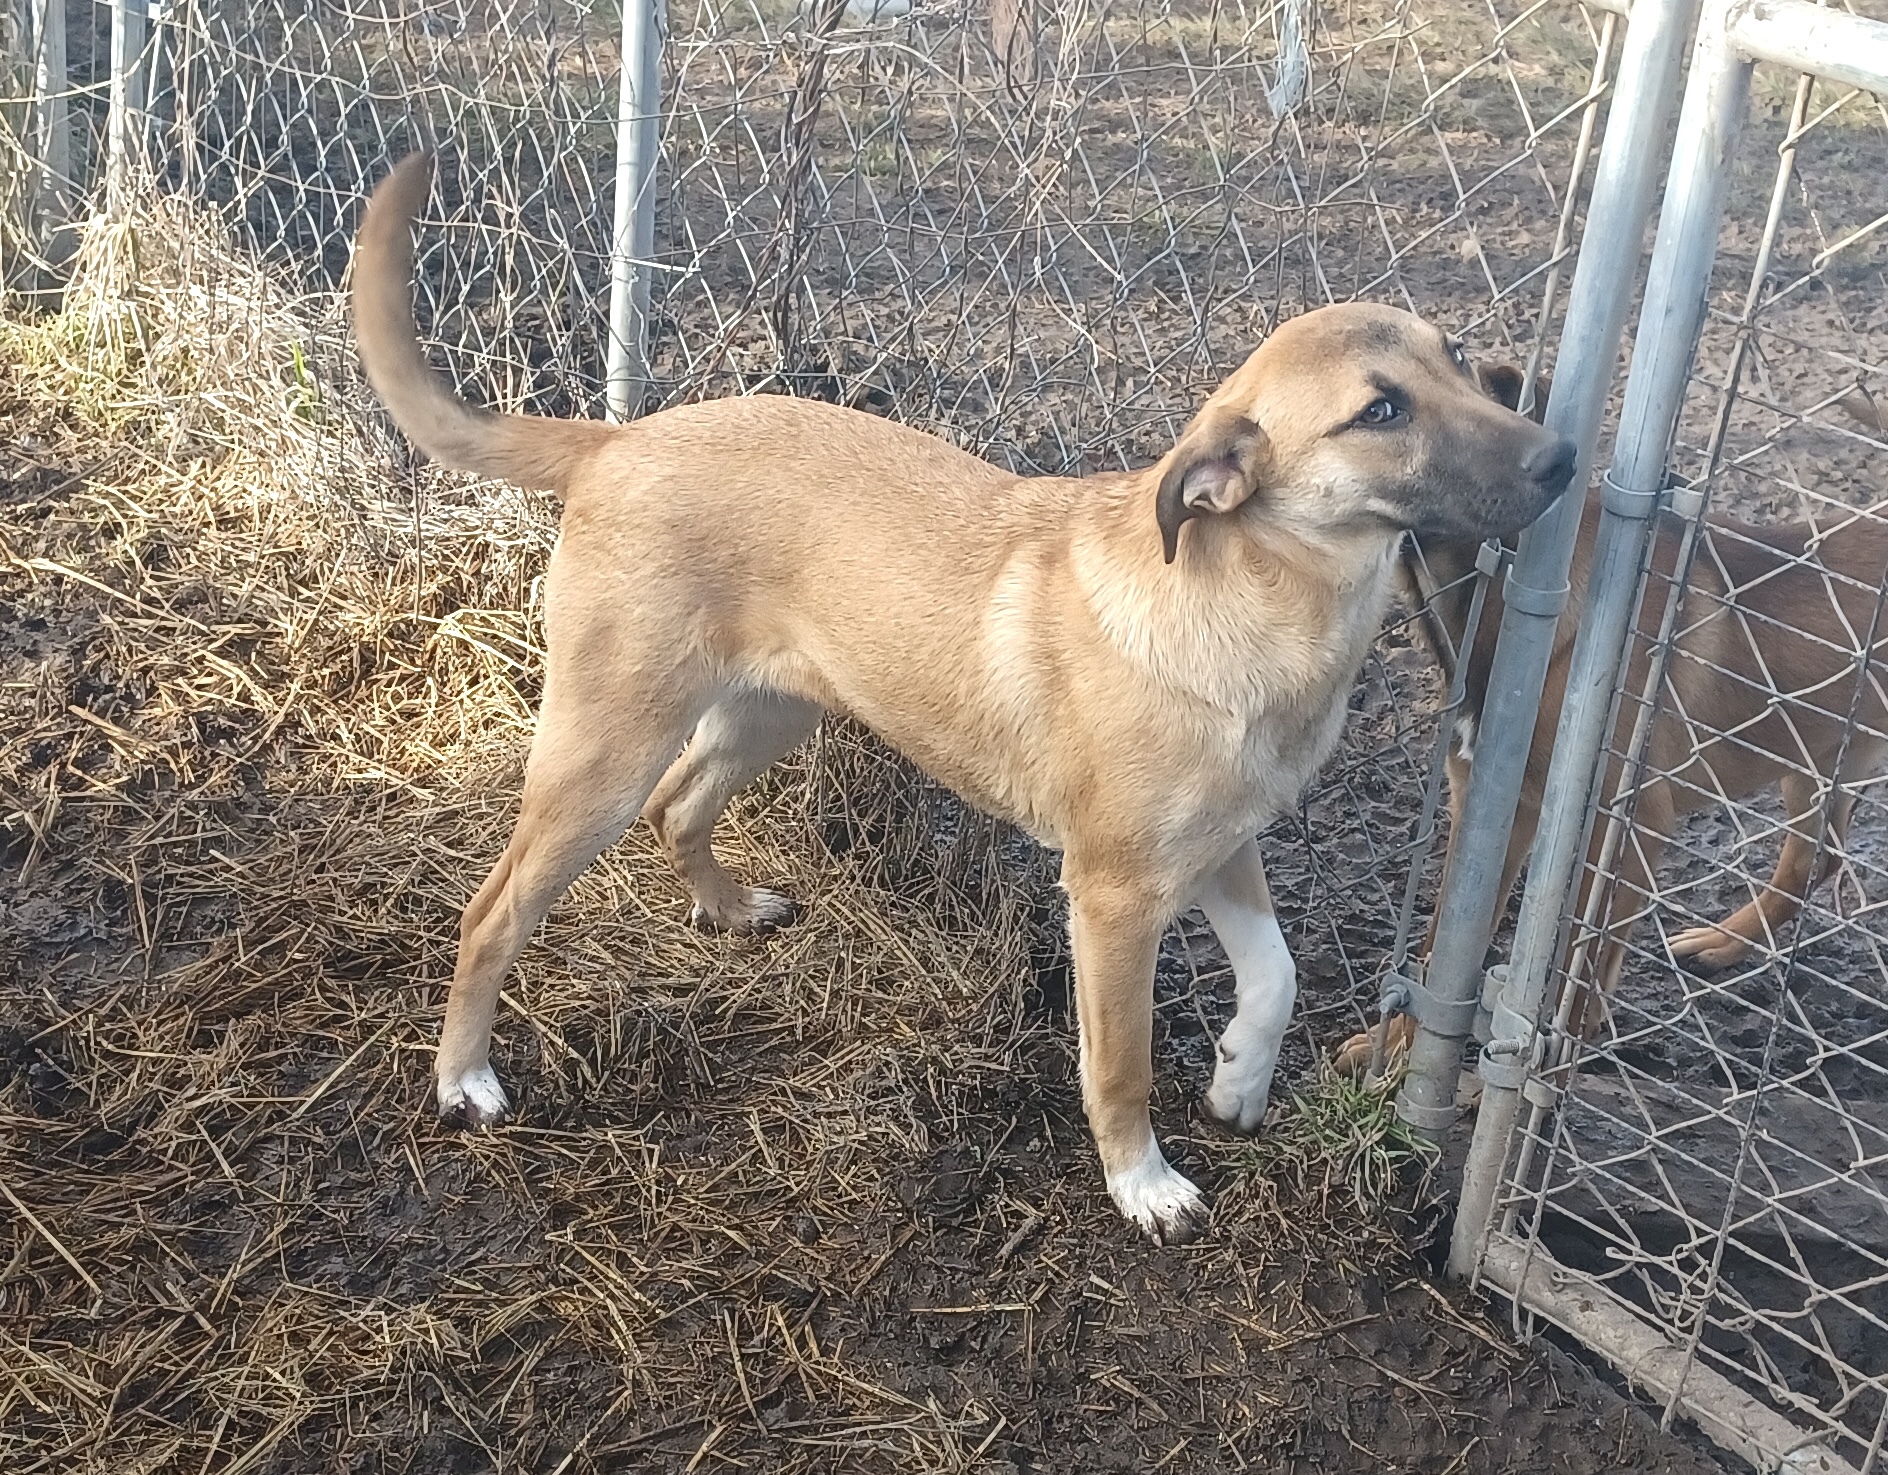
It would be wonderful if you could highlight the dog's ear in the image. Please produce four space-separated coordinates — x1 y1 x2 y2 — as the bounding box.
1477 362 1525 411
1476 362 1552 424
1155 404 1270 564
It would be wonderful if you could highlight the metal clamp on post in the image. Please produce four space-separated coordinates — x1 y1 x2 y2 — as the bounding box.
1396 1090 1460 1132
1474 962 1509 1043
1477 1004 1539 1090
1379 967 1477 1121
1478 1042 1529 1091
1402 971 1480 1038
1474 538 1508 580
1501 568 1570 619
1474 963 1539 1090
1370 969 1417 1082
1666 477 1706 521
1599 467 1664 520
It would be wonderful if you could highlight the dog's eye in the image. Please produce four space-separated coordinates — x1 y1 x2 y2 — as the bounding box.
1449 343 1469 370
1356 398 1405 427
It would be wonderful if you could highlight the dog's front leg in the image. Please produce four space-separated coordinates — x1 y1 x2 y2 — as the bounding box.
1067 872 1209 1245
1198 839 1296 1132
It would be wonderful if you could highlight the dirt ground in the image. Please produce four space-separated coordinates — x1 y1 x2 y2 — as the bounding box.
0 212 1744 1475
13 0 1887 1459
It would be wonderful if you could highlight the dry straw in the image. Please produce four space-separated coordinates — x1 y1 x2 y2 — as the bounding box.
2 191 1465 1474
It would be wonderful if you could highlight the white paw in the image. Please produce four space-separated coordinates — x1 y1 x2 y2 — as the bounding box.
690 887 799 935
1203 1041 1278 1134
437 1064 510 1129
1105 1139 1210 1246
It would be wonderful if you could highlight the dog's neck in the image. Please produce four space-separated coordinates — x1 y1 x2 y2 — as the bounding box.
1076 475 1402 719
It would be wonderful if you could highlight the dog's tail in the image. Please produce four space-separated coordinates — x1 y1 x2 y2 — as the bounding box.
351 152 613 496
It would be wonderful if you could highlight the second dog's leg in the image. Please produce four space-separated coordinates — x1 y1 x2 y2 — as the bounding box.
645 688 824 932
1670 769 1852 969
1569 782 1670 1038
1066 870 1208 1246
1198 840 1295 1132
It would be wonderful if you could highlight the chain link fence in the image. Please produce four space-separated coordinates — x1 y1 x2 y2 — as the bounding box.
1 0 1642 1076
22 0 1888 1465
1460 2 1888 1467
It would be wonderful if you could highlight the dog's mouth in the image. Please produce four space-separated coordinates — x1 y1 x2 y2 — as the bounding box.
1473 430 1579 538
1402 434 1576 542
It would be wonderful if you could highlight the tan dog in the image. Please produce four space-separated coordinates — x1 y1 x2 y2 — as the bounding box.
352 153 1572 1242
1337 371 1888 1074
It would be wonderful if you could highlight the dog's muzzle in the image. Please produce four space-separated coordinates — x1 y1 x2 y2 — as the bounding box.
1524 434 1579 497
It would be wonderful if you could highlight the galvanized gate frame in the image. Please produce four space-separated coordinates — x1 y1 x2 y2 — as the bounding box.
1389 0 1701 1135
1433 2 1888 1471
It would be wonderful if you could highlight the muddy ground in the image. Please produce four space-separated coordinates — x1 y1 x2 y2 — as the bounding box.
7 0 1887 1465
0 289 1733 1475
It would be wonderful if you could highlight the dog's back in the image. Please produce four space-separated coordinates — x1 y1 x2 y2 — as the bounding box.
1654 512 1888 787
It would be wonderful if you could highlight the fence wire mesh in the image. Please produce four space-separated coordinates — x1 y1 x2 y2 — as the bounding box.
1489 40 1888 1469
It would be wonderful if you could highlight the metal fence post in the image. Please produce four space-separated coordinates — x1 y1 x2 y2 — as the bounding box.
107 0 149 214
2 0 28 281
604 0 662 421
1448 0 1760 1279
1391 0 1699 1141
28 0 71 280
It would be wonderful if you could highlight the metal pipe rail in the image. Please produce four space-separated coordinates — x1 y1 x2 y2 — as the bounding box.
1391 0 1699 1136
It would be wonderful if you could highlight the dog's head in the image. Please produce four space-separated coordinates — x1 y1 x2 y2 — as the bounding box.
1154 304 1575 562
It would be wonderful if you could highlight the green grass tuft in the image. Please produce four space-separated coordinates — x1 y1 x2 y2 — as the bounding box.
1239 1063 1440 1217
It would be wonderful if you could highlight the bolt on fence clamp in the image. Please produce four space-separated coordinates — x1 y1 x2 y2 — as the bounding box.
1475 963 1540 1090
1600 467 1665 520
1377 969 1416 1021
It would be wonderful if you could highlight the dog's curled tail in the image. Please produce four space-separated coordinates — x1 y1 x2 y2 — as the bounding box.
352 152 612 496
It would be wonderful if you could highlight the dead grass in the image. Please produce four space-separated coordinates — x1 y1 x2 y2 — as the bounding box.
0 192 1075 1471
0 194 1728 1475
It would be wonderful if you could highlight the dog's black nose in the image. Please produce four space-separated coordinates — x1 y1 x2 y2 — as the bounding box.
1523 435 1578 493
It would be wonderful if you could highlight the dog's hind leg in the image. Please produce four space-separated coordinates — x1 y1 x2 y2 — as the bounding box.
1197 839 1295 1133
1566 779 1670 1040
644 687 824 933
1065 865 1209 1245
436 658 710 1129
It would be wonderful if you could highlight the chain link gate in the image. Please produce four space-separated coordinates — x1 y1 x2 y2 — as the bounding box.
1442 2 1888 1470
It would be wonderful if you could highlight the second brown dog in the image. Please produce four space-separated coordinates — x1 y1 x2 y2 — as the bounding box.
1338 373 1888 1073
